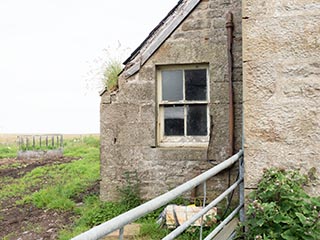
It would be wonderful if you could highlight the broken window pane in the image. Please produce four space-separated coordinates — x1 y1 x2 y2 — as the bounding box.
187 105 207 136
185 69 207 101
164 106 184 136
162 70 183 101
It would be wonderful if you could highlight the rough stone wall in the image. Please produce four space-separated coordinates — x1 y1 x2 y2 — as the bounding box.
17 149 63 160
100 0 242 201
243 0 320 195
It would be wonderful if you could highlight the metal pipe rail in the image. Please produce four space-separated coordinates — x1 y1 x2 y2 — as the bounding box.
162 177 243 240
71 150 243 240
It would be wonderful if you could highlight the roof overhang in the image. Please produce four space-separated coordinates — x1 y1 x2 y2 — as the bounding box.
122 0 201 78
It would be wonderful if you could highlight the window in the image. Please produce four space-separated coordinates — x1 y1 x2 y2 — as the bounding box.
157 65 209 147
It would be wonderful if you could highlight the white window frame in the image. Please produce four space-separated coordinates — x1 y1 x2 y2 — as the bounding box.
157 64 210 148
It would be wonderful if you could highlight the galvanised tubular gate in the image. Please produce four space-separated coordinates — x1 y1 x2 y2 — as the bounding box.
71 150 244 240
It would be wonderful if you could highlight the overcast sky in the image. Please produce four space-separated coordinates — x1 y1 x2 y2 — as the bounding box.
0 0 176 134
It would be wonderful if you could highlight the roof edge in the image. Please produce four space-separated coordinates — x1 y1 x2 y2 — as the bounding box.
122 0 201 78
123 0 184 65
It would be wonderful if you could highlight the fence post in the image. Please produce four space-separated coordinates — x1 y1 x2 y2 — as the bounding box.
60 135 63 148
52 136 54 148
199 181 207 240
239 156 245 223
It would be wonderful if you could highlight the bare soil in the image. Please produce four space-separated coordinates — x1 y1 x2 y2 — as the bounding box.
0 156 99 240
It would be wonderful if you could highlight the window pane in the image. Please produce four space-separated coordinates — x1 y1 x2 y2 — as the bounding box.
185 69 207 101
162 70 183 101
164 106 184 136
187 105 207 136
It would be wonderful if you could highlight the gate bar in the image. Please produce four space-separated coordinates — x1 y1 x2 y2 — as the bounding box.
162 177 243 240
71 150 243 240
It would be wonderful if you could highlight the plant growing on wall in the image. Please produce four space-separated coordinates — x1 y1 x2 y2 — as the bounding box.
118 171 142 210
237 168 320 240
84 42 129 93
103 59 123 92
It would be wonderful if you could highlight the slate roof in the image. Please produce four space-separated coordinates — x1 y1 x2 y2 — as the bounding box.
123 0 184 65
122 0 201 78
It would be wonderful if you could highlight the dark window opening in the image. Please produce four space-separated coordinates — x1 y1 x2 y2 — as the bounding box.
160 67 209 141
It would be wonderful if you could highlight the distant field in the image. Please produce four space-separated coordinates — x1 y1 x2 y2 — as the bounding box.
0 133 100 145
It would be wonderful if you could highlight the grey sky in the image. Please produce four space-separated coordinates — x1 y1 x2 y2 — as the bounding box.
0 0 175 134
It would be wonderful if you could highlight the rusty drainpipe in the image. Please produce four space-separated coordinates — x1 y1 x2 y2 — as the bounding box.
226 12 234 156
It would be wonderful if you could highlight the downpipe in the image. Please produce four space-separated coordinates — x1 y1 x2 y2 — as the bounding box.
226 12 234 156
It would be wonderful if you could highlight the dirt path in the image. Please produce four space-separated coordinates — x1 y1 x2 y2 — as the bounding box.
0 156 97 240
0 157 79 179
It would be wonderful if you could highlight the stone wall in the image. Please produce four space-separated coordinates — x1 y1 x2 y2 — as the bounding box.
243 0 320 195
100 0 242 201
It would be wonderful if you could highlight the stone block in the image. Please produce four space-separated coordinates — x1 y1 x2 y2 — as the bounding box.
151 147 208 162
209 0 231 9
100 128 115 146
243 61 276 103
207 9 223 18
102 103 140 125
233 67 242 83
244 98 319 148
117 80 155 103
209 64 227 83
138 65 155 82
273 0 320 18
140 104 155 123
243 0 276 18
211 17 226 29
211 82 229 104
233 81 243 104
243 16 320 62
101 92 111 104
181 19 211 32
102 223 140 240
244 147 320 196
197 1 209 10
117 122 155 146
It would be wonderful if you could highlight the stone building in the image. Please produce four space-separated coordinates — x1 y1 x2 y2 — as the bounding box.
100 0 320 201
243 0 320 196
100 0 242 201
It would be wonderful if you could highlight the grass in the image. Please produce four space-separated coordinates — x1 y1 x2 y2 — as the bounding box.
0 138 100 207
0 135 222 239
103 59 123 92
0 135 103 239
21 137 100 211
0 144 18 158
58 196 127 239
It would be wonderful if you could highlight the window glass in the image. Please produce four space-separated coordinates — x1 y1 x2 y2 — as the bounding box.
164 106 184 136
185 69 207 101
187 105 207 136
162 70 183 101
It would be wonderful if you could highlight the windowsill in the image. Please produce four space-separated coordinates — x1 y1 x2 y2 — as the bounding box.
158 141 209 148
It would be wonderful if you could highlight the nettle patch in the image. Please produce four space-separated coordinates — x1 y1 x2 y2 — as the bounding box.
238 168 320 240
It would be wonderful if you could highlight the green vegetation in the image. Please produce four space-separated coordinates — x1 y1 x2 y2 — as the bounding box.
0 136 102 239
59 169 143 239
103 59 123 92
137 222 219 240
0 144 18 158
117 171 142 209
237 168 320 240
58 195 127 239
1 137 100 209
1 135 225 239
